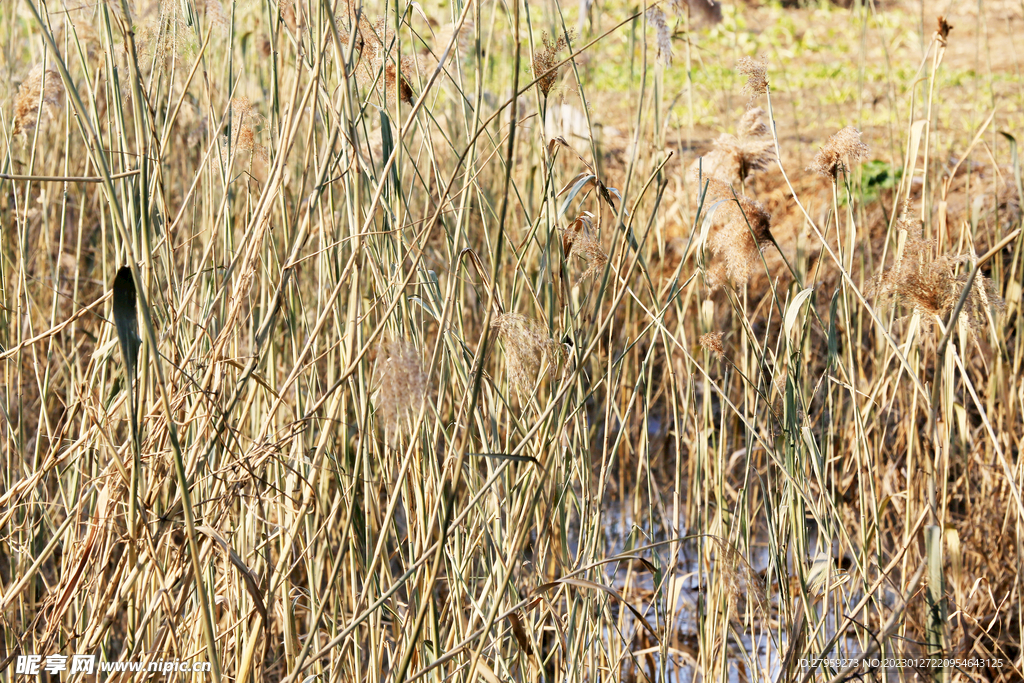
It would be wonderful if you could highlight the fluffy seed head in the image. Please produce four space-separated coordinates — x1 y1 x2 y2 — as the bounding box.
374 339 429 436
533 31 573 97
563 213 608 284
437 16 476 57
493 314 565 399
226 97 268 164
13 64 64 136
811 126 869 180
695 176 774 289
737 56 768 100
341 12 419 105
694 107 774 185
699 332 725 358
195 0 229 36
711 536 768 617
647 8 673 65
871 210 1004 339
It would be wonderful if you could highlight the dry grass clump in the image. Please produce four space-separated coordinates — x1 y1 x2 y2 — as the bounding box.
4 1 1023 680
872 212 1004 338
694 107 774 185
374 339 430 435
13 63 64 136
810 126 869 180
493 314 565 399
533 31 573 97
696 176 775 289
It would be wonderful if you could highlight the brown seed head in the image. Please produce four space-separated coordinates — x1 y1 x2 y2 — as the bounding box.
936 16 953 44
384 59 416 105
871 208 1005 338
810 126 869 180
493 314 565 399
737 56 768 100
711 536 769 617
696 107 774 184
374 339 430 436
225 97 268 164
13 64 65 137
533 31 573 97
699 332 725 359
696 175 774 289
563 217 608 284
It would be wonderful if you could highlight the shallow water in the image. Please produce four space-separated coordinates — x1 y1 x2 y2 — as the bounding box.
555 500 886 682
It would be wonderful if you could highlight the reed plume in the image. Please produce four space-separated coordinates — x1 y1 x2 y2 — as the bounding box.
696 175 774 289
694 107 774 185
225 97 268 164
872 211 1004 338
562 212 608 284
533 31 573 97
13 64 64 136
810 126 869 180
374 339 430 436
737 55 768 102
647 8 673 65
493 314 565 399
699 332 725 359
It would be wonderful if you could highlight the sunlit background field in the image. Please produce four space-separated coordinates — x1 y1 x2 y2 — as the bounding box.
1 0 1022 680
